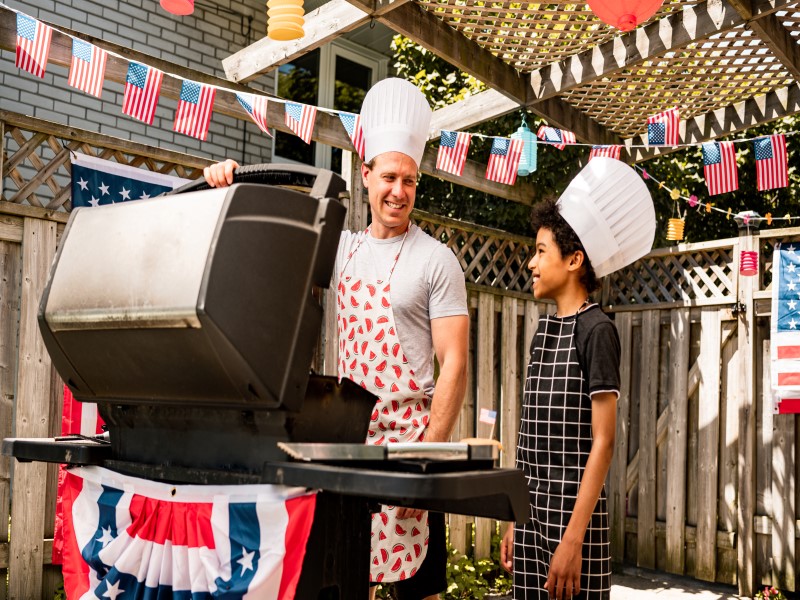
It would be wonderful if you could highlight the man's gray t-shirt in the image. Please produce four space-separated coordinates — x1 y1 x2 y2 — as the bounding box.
335 223 468 399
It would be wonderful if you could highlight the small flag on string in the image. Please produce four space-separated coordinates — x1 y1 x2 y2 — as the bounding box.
589 145 622 160
68 39 107 98
486 137 524 186
173 80 216 141
536 126 576 150
702 141 738 196
754 134 788 192
436 130 471 177
479 408 497 425
123 62 164 125
647 107 680 146
338 112 365 160
237 93 272 136
15 14 53 79
285 101 317 144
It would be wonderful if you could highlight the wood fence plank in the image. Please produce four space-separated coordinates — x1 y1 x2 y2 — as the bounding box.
719 323 738 535
772 395 796 592
609 311 632 564
8 218 57 599
500 296 519 469
475 292 495 559
637 310 660 569
696 308 722 582
666 308 690 575
41 368 64 599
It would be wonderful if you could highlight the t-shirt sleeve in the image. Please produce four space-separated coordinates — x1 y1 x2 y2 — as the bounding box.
427 244 468 320
583 321 621 397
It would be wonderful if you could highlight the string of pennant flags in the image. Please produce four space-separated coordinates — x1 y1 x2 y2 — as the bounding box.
7 5 800 194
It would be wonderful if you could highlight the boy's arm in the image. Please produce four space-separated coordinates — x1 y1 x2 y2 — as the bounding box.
545 391 616 600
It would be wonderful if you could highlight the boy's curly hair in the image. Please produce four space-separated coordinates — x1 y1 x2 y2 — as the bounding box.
530 197 599 293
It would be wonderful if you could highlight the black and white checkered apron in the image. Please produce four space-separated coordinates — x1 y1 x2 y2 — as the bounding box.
513 313 610 600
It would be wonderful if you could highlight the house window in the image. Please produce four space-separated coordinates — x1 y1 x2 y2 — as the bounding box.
273 40 387 172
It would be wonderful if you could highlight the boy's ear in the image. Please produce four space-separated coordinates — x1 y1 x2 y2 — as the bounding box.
567 250 585 273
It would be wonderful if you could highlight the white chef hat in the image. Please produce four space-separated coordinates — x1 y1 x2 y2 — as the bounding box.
361 78 432 167
557 157 655 278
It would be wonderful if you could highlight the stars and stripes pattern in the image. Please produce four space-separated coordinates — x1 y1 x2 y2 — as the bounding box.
123 62 164 125
285 101 317 144
771 244 800 414
486 137 524 186
15 13 53 78
647 107 680 146
754 134 788 192
702 141 738 196
173 80 216 141
436 130 472 176
338 112 365 160
237 93 272 136
60 466 317 600
589 145 622 160
536 126 576 151
68 38 107 98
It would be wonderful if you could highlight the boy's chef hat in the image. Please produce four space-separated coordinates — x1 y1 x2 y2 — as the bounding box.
361 78 432 167
557 157 655 278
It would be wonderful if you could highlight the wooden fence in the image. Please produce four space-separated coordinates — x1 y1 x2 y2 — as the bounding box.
1 109 798 598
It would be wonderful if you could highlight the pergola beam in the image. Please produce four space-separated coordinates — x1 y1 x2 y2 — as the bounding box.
626 83 800 162
428 89 520 140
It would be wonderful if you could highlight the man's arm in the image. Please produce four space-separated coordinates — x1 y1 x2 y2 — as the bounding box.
422 314 469 443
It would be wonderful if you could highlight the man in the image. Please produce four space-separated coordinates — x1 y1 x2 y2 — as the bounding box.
204 78 469 600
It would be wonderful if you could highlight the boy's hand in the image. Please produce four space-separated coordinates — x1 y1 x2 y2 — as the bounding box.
500 525 514 573
544 538 582 599
203 159 240 188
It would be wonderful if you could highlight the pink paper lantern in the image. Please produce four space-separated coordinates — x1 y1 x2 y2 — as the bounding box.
160 0 194 16
587 0 664 31
739 250 758 277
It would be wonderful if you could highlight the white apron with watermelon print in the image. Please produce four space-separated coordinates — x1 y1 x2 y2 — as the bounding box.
336 227 430 583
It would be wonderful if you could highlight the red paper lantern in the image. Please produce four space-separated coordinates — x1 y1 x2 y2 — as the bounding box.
160 0 194 16
587 0 664 31
739 250 758 277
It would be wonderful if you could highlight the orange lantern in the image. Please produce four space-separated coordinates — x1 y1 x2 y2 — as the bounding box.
587 0 664 31
666 218 684 242
267 0 305 41
739 250 758 277
160 0 194 15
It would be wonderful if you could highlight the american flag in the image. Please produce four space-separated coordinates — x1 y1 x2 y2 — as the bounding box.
173 80 216 141
284 101 317 144
68 39 107 98
61 466 317 600
754 134 788 192
647 107 680 146
536 126 576 150
702 141 738 196
589 145 622 160
479 407 497 425
485 137 524 186
436 130 471 176
15 13 52 79
771 244 800 414
123 62 164 125
237 93 272 136
338 112 365 160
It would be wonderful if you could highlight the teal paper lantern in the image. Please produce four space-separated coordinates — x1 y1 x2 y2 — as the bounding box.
511 116 537 176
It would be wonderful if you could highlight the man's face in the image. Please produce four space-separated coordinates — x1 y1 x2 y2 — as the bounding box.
361 152 418 237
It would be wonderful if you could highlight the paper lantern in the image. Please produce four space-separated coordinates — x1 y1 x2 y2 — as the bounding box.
510 117 537 176
587 0 664 31
740 250 758 277
666 218 684 242
267 0 305 41
160 0 194 15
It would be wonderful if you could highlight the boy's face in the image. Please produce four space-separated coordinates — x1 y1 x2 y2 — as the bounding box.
528 227 572 300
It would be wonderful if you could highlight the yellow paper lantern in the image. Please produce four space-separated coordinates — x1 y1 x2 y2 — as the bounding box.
267 0 305 41
666 217 685 242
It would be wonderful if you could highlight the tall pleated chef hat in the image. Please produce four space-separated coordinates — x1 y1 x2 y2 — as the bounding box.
557 157 656 278
361 78 432 167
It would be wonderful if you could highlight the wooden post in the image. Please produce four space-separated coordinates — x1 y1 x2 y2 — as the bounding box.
665 308 690 575
500 296 518 468
474 292 495 559
8 217 57 599
637 309 660 569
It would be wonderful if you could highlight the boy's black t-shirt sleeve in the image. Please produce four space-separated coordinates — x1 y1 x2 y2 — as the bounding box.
576 309 621 397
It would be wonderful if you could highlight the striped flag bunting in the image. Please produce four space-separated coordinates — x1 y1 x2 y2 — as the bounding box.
435 130 471 176
338 112 365 160
647 107 680 146
485 137 524 186
702 141 738 196
15 13 52 78
284 101 317 144
589 145 622 160
122 62 164 125
754 134 788 192
536 126 576 150
173 80 216 141
237 93 272 136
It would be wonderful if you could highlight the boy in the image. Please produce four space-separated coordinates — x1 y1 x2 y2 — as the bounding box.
500 158 656 600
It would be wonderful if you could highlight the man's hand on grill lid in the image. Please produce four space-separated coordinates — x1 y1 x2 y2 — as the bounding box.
203 159 239 188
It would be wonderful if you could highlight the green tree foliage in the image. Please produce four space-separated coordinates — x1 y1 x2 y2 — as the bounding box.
392 35 800 243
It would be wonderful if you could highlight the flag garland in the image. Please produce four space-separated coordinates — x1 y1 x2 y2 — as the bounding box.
755 134 788 192
123 62 164 125
648 107 680 146
68 39 107 98
589 145 622 160
15 13 52 78
173 80 216 141
237 93 272 136
338 112 365 160
285 101 317 144
486 138 524 186
536 126 576 150
436 130 471 177
702 141 739 196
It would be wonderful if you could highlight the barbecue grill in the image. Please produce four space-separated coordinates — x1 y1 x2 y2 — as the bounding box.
3 164 528 598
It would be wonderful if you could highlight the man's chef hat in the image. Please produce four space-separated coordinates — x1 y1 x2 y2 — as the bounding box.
557 157 655 278
361 78 432 168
